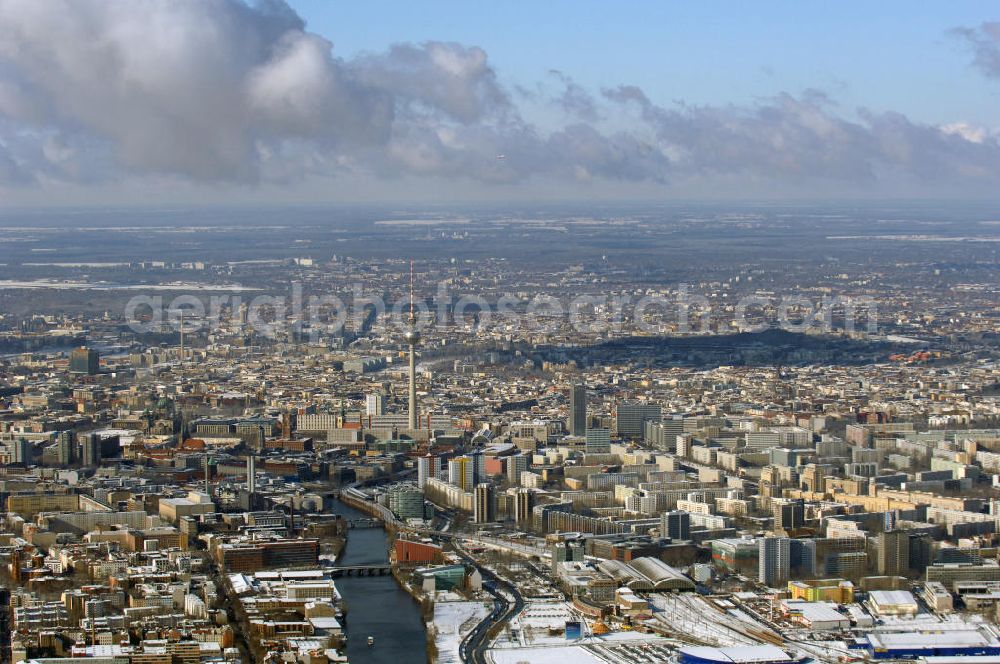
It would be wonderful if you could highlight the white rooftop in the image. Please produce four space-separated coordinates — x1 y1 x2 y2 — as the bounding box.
869 589 919 606
868 630 997 650
679 645 794 663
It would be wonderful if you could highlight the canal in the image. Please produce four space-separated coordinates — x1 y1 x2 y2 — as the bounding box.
332 497 428 664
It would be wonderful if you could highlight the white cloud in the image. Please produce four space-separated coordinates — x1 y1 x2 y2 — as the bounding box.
940 122 989 144
0 0 999 199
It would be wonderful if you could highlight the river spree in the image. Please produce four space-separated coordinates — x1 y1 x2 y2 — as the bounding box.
333 498 428 664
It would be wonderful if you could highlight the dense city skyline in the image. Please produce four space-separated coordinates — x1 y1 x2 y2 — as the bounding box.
3 5 1000 664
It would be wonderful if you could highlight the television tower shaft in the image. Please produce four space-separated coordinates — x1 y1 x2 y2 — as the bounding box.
407 260 419 430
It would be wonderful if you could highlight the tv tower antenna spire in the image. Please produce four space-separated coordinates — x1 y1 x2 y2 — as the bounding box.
405 260 420 429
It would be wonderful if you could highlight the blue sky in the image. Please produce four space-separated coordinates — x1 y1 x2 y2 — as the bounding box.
294 1 1000 127
1 0 1000 204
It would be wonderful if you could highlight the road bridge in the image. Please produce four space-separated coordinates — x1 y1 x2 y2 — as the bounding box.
328 564 392 577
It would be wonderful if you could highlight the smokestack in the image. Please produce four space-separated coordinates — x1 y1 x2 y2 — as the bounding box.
247 456 256 494
203 455 210 495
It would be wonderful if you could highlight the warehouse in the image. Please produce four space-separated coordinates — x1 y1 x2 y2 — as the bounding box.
868 589 919 616
781 600 850 630
860 631 1000 659
678 645 797 664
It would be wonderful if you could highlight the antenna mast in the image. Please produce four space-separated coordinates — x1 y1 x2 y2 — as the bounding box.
406 260 419 430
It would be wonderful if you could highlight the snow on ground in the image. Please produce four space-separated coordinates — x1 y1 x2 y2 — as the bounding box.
647 593 760 646
489 645 609 664
431 599 491 664
489 599 678 663
489 635 676 664
502 599 580 647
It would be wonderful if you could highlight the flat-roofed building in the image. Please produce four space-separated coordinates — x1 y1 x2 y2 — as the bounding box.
921 581 953 613
787 579 854 604
158 496 215 523
927 562 1000 590
781 600 850 630
6 493 78 517
861 630 1000 659
869 589 919 616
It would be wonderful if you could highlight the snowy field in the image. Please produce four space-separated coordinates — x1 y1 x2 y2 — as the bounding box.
431 599 491 664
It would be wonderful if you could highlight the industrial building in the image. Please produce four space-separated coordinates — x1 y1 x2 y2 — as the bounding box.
858 631 1000 659
678 646 797 664
868 589 920 616
596 557 695 592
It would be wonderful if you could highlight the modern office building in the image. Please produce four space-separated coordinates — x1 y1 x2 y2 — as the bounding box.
417 564 467 591
770 447 803 468
877 530 910 576
474 483 495 523
448 456 473 491
662 510 691 541
514 488 534 525
925 562 1000 590
616 402 661 438
552 541 586 571
387 485 425 520
790 538 817 577
569 384 587 436
82 433 101 467
585 428 611 453
645 417 685 451
800 464 828 494
342 357 387 374
56 431 74 465
774 498 805 532
395 538 442 564
247 455 257 494
217 538 319 572
9 438 32 465
507 453 529 485
469 449 485 485
365 392 385 417
417 454 440 489
69 347 99 375
759 536 791 587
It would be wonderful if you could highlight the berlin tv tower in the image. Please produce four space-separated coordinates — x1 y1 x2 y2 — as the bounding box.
405 260 420 430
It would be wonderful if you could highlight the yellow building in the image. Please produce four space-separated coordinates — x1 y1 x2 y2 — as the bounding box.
615 588 650 617
788 579 855 604
6 493 79 517
450 456 472 491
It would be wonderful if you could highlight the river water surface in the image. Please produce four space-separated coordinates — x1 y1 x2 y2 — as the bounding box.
333 497 428 664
